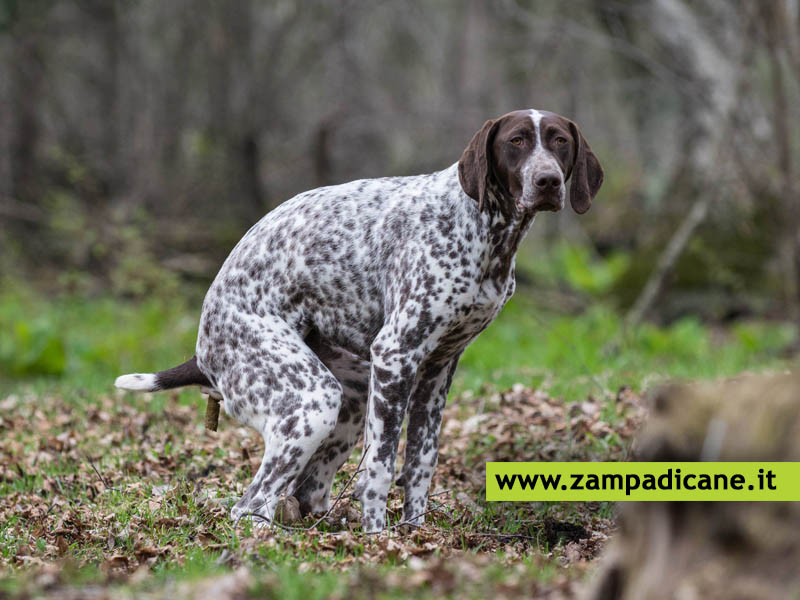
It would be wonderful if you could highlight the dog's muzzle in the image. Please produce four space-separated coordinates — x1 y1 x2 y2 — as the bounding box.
532 170 564 211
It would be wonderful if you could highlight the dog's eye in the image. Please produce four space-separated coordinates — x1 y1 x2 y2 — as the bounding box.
555 136 568 145
510 137 523 146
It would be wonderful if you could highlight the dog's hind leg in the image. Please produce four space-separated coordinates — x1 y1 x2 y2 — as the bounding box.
291 339 369 515
205 316 343 527
292 379 367 515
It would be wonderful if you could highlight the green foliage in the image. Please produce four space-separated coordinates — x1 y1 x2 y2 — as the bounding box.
0 316 66 377
0 283 199 384
524 242 631 297
456 295 794 400
560 244 630 296
0 281 792 403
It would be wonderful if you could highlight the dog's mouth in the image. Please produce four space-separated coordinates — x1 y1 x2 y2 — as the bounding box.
532 194 564 212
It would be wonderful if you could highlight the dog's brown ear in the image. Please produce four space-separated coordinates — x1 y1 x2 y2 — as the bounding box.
568 121 603 214
458 119 497 212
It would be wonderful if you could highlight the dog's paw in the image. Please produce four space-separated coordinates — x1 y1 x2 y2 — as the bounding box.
231 497 270 526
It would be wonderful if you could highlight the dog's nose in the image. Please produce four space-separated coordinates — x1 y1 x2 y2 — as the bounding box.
534 171 562 190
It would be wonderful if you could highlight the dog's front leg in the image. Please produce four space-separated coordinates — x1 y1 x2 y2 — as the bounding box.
356 327 422 533
396 356 459 526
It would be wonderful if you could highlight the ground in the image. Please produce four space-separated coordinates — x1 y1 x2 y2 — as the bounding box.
0 383 647 599
0 290 793 599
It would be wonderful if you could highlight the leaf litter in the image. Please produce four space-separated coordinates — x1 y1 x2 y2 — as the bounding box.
0 382 647 598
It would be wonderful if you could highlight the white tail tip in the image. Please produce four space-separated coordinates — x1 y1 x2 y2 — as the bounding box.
115 373 158 392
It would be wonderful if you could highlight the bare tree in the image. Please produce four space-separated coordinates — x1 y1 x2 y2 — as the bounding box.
625 0 758 328
760 1 800 338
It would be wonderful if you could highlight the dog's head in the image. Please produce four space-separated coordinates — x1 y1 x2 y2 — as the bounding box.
458 109 603 216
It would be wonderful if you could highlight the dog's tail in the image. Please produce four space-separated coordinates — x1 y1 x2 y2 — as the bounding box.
115 355 211 393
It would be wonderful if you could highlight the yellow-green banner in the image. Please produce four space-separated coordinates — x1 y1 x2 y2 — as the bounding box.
485 462 800 501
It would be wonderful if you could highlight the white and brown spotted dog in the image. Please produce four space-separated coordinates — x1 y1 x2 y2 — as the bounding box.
115 109 603 532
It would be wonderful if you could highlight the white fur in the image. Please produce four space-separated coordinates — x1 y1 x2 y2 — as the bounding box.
115 373 158 391
530 109 544 144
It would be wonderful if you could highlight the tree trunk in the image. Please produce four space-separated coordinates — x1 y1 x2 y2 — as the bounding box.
763 1 800 340
9 33 44 205
624 0 749 327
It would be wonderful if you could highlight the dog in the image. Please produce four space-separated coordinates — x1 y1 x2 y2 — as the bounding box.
115 109 603 532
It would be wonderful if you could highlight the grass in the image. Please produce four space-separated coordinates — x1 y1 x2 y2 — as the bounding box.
456 298 793 398
0 283 795 598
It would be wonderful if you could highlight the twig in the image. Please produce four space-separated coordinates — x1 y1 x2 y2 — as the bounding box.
467 530 539 541
428 489 452 499
83 455 118 492
384 505 450 532
242 489 540 542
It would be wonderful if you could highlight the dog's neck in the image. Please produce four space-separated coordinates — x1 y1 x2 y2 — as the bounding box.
481 188 537 288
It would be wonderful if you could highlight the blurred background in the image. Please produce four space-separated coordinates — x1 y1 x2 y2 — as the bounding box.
0 0 798 387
